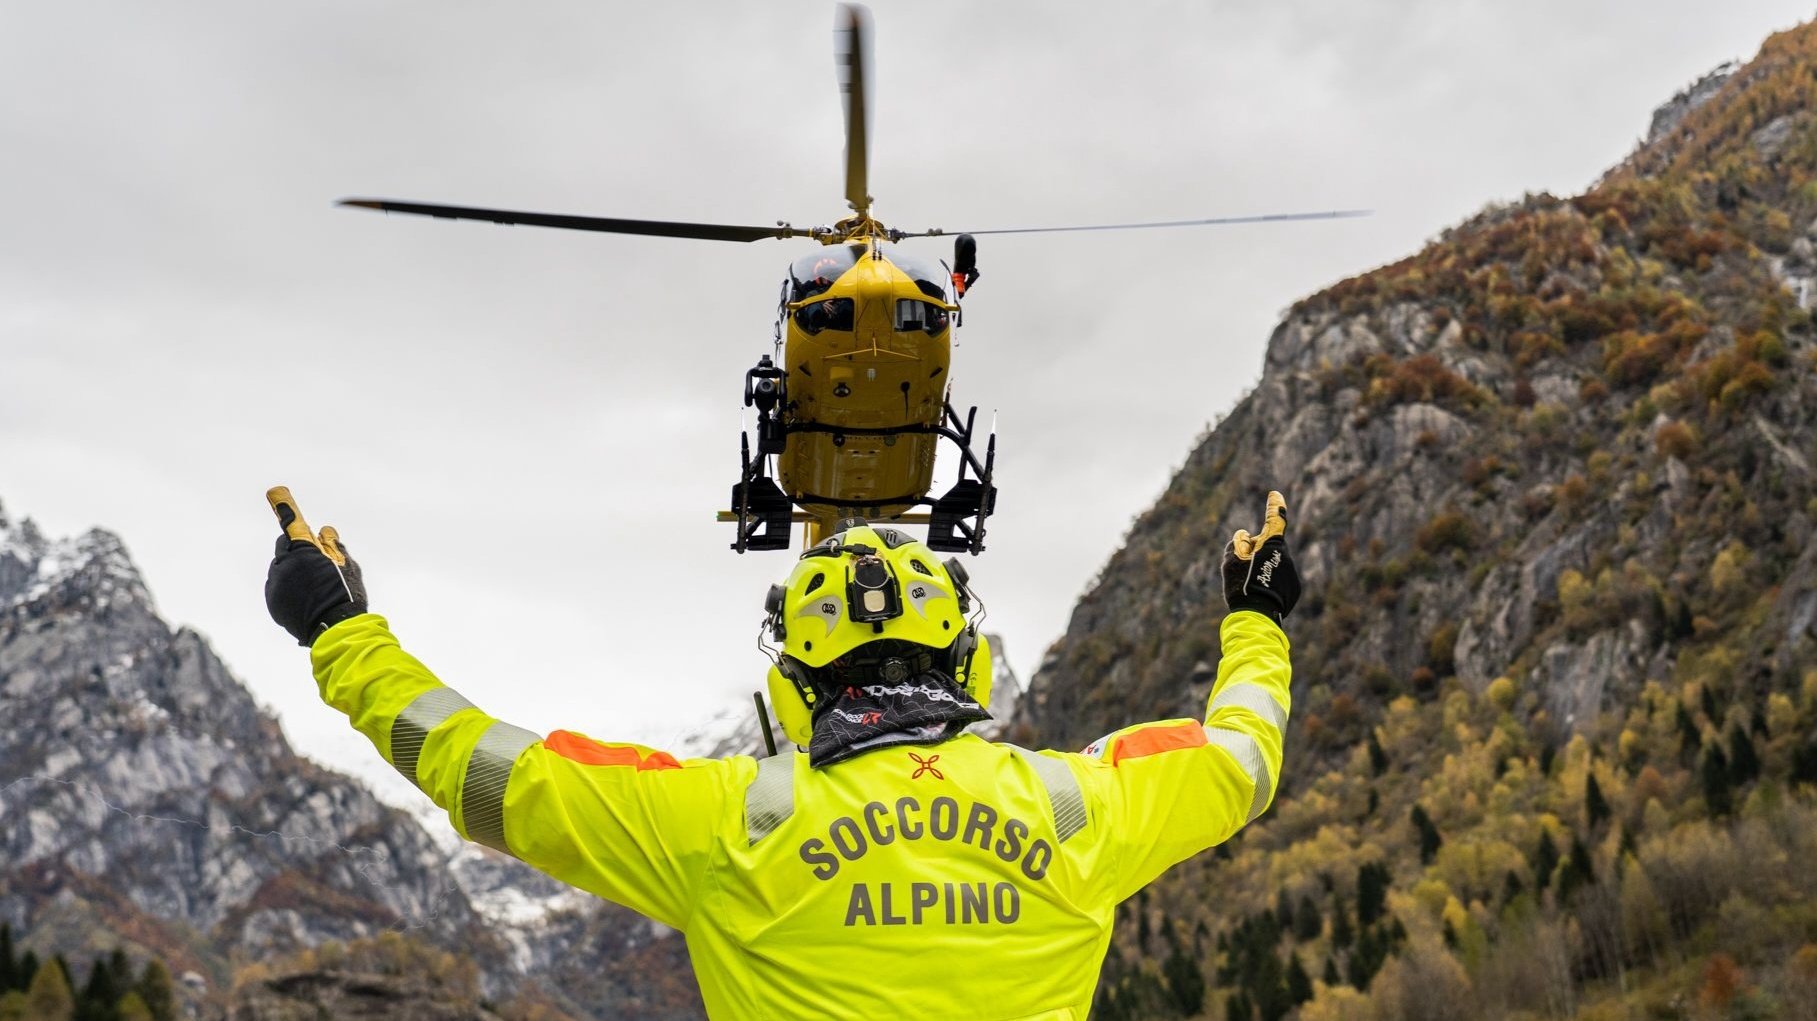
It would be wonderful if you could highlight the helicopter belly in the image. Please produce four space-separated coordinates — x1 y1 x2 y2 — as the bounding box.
782 430 938 516
779 322 947 519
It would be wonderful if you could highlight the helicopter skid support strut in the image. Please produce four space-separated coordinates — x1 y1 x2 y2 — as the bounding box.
727 399 997 555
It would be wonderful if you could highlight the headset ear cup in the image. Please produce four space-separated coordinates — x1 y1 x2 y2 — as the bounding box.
943 557 973 614
764 584 788 641
951 628 992 711
767 662 816 747
966 628 995 708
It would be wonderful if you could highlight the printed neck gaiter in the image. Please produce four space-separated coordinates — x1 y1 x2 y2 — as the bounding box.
807 670 990 768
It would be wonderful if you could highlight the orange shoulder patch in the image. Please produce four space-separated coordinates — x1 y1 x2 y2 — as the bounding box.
1111 721 1208 765
546 730 682 771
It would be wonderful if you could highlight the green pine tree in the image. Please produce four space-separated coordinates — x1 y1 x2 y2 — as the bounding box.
1410 805 1443 864
133 961 177 1021
1585 772 1611 828
1558 833 1595 901
1356 862 1390 926
77 950 126 1021
1286 954 1313 1006
1162 942 1206 1017
1728 724 1761 785
1322 956 1340 986
1249 951 1289 1021
1797 739 1817 785
1676 703 1700 761
116 993 153 1021
1533 831 1559 891
26 958 74 1021
1701 742 1733 815
1366 732 1388 775
1330 897 1354 949
0 926 14 993
1292 895 1322 942
1345 927 1379 989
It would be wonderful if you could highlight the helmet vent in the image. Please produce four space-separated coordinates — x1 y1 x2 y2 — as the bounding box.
910 559 934 576
805 572 826 594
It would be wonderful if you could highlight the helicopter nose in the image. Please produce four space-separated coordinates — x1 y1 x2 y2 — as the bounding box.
849 274 897 336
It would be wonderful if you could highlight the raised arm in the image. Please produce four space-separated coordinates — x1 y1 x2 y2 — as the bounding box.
263 495 738 929
1070 492 1300 900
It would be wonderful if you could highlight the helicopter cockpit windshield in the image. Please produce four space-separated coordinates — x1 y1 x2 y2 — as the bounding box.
889 252 948 302
789 247 863 301
790 246 862 334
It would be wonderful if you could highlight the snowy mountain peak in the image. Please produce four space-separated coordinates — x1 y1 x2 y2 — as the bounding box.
0 521 154 616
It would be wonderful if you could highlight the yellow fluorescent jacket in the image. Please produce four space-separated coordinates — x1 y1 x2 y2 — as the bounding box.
312 610 1292 1021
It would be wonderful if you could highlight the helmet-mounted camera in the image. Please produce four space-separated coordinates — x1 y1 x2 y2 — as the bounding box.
847 553 902 624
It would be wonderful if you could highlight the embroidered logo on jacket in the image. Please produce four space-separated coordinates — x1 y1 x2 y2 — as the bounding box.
909 752 945 780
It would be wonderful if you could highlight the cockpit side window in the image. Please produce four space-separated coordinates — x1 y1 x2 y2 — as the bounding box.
796 298 855 335
893 298 948 336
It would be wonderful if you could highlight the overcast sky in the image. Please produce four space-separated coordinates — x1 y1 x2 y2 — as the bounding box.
3 1 1810 807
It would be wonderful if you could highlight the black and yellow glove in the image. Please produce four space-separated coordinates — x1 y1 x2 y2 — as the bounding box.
1222 490 1300 624
264 487 367 646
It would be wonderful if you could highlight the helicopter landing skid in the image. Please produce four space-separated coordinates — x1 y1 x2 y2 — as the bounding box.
923 402 997 555
727 400 997 555
729 432 795 552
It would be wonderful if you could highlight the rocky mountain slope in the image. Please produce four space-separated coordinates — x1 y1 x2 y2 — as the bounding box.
0 512 489 984
1015 21 1817 1021
0 504 704 1019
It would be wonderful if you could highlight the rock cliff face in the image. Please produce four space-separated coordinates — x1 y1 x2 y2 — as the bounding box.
0 504 708 1019
1018 46 1817 755
1014 24 1817 1019
0 508 501 987
226 971 508 1021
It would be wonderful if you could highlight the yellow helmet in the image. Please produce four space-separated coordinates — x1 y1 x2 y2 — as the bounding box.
763 522 993 746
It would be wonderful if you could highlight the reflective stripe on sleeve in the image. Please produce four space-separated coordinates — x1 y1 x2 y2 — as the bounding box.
745 752 796 845
1013 747 1087 843
389 687 478 789
1208 682 1287 734
1203 726 1273 823
461 721 539 855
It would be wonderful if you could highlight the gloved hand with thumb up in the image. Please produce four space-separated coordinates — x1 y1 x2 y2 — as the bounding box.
264 487 368 646
1222 490 1300 625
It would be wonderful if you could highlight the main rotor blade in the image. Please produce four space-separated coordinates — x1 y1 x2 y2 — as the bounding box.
836 4 873 217
338 199 800 243
900 209 1372 237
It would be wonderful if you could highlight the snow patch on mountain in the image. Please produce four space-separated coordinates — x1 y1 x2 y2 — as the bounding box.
0 507 154 615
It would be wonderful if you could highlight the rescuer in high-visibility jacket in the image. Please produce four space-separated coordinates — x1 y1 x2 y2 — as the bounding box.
263 492 1299 1021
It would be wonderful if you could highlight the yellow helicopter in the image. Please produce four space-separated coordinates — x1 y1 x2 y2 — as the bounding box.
341 5 1363 554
